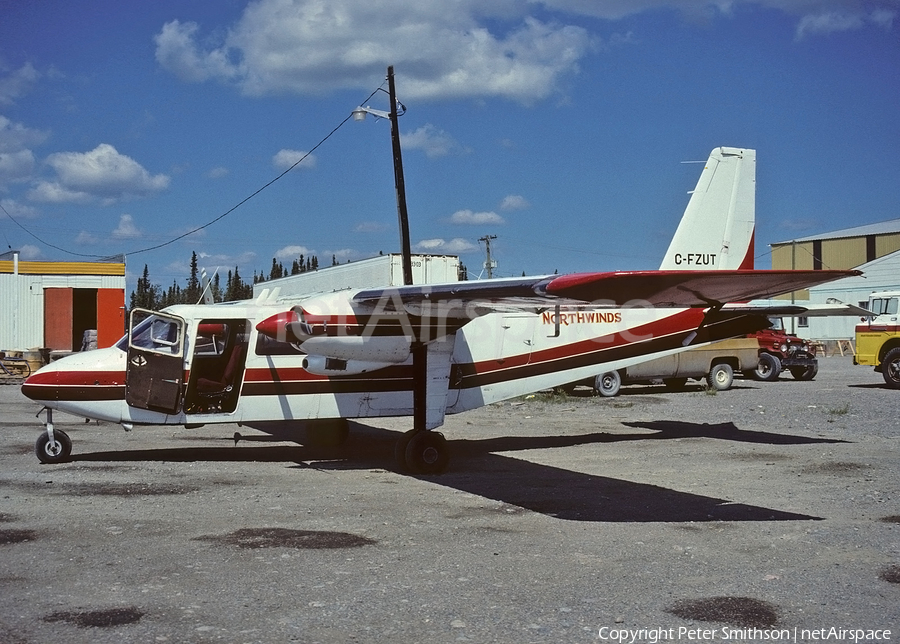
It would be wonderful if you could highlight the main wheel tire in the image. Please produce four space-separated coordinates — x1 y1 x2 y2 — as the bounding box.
789 365 818 381
404 431 449 475
35 430 72 464
663 377 688 391
706 363 734 391
394 430 417 470
754 353 781 382
882 347 900 389
594 371 621 397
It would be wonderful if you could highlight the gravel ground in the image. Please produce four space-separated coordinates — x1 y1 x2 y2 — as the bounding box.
0 356 898 643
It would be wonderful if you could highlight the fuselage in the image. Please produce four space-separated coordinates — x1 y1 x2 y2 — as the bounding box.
21 293 723 430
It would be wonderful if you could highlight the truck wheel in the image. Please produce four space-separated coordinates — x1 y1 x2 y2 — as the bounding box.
706 363 734 391
754 353 781 382
882 347 900 389
594 371 621 397
789 365 818 381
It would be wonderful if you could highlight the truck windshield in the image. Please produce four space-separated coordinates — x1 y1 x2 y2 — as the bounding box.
869 297 899 317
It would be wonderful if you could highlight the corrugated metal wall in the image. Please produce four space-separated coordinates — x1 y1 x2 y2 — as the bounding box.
822 237 867 270
0 275 44 350
0 273 126 351
876 233 900 257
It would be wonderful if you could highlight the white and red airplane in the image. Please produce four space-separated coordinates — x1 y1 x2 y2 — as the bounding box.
21 147 857 473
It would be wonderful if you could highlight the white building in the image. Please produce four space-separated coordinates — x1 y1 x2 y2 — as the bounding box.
0 251 126 353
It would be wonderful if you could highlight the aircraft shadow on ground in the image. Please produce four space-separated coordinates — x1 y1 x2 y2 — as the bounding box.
69 420 834 523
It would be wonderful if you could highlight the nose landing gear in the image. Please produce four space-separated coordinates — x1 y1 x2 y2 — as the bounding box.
34 408 73 464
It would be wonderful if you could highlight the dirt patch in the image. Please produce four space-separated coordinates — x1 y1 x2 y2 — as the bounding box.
727 452 793 462
0 529 38 545
44 607 144 628
62 482 199 496
879 565 900 584
194 527 377 549
879 516 900 524
667 596 779 628
801 462 869 475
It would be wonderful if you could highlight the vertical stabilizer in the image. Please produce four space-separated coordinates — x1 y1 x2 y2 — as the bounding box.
659 147 756 271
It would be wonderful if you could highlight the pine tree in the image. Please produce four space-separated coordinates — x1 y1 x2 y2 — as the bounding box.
185 251 200 304
130 264 159 310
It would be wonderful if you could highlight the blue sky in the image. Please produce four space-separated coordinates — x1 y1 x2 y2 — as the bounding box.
1 0 898 294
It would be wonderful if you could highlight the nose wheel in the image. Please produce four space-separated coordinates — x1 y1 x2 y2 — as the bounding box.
34 408 72 464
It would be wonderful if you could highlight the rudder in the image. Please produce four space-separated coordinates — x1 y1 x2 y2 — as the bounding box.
659 147 756 271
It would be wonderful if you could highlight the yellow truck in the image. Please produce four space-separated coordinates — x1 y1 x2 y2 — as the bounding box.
854 290 900 389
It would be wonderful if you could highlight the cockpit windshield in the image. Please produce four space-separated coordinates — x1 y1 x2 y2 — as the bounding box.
122 311 184 356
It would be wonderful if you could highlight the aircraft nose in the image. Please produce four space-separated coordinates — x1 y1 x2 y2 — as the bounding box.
21 363 59 402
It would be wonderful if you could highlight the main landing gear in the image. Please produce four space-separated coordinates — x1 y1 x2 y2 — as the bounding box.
34 408 72 464
394 429 449 475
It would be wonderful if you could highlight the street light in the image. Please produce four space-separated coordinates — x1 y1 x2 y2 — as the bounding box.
353 66 413 286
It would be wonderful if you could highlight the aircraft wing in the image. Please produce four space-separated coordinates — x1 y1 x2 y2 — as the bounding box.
721 300 873 317
352 269 861 311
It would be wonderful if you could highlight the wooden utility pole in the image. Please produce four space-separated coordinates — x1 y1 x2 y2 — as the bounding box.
479 235 497 279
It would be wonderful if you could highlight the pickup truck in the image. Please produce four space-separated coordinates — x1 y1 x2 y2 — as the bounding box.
577 337 761 397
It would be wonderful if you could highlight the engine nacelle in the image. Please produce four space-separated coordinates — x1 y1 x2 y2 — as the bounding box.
298 335 412 363
301 354 400 376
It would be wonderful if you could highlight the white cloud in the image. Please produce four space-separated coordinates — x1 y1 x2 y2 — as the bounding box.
402 125 468 158
273 149 317 171
795 9 895 39
30 143 170 204
414 237 478 253
0 115 49 153
18 244 40 259
499 194 530 211
153 0 897 104
353 221 389 233
0 149 36 184
0 198 38 219
154 0 593 102
449 209 506 225
112 214 142 239
0 63 40 106
75 231 99 245
274 245 313 260
153 20 239 83
206 166 229 179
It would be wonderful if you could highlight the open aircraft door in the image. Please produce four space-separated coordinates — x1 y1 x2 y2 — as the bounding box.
125 309 187 414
